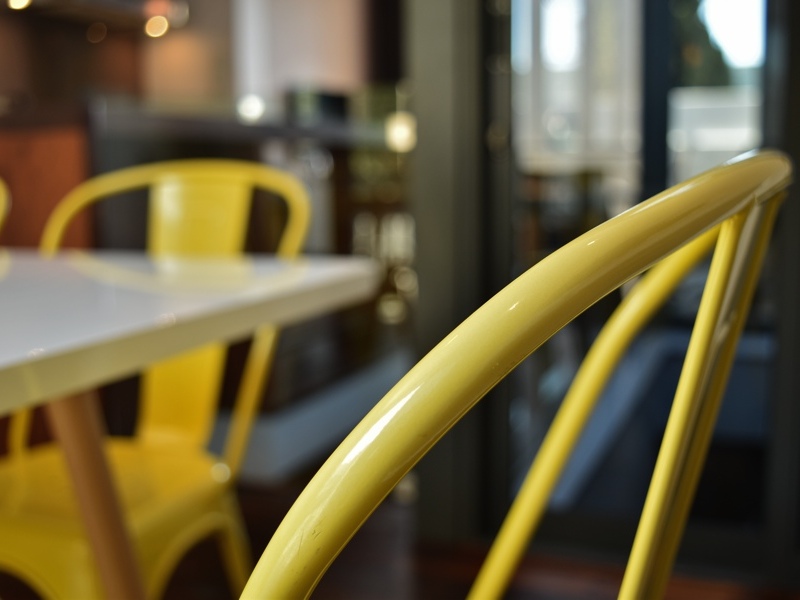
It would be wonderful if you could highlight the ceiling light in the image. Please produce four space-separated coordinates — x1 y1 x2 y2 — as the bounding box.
236 94 267 123
145 15 169 38
385 111 417 153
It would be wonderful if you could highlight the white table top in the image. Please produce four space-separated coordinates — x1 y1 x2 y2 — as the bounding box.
0 249 381 412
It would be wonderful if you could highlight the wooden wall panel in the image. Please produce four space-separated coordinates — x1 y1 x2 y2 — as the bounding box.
0 125 91 248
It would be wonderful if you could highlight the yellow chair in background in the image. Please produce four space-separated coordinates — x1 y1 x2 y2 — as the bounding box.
0 176 9 232
0 159 310 599
241 150 791 599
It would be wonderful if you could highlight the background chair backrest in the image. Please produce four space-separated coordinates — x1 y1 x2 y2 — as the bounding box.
0 177 9 233
34 159 310 464
240 150 791 599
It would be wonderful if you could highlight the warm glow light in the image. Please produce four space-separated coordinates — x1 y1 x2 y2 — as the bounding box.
385 111 417 153
8 0 32 9
236 94 267 123
145 15 169 38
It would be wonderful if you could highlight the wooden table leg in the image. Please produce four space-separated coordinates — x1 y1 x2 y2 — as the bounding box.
45 392 146 600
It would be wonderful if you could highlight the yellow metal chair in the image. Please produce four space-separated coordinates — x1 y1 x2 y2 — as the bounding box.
0 176 9 232
0 159 310 599
241 150 791 599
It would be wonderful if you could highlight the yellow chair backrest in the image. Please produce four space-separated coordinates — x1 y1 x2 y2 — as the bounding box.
35 159 310 473
0 177 9 234
241 150 791 599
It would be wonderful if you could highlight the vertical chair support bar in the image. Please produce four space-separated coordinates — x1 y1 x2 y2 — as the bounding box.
223 325 279 478
620 192 785 599
468 227 720 599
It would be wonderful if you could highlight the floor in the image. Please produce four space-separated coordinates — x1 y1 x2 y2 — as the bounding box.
166 483 798 600
0 481 797 599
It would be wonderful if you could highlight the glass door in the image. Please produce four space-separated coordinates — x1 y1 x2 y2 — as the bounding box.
504 0 771 574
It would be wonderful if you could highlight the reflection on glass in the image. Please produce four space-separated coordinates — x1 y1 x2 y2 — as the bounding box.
540 0 584 72
700 0 765 72
505 0 772 566
512 0 641 206
508 1 644 516
668 0 765 182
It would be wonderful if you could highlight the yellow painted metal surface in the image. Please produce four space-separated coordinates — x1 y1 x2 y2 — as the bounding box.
0 177 8 233
0 159 310 599
241 150 791 599
469 226 720 599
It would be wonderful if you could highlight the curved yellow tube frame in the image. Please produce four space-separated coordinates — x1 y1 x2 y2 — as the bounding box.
33 159 310 477
0 177 9 234
243 150 791 599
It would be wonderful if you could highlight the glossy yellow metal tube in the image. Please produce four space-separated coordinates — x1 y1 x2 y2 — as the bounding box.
40 159 310 258
242 151 791 599
619 192 784 599
0 177 9 233
467 226 719 600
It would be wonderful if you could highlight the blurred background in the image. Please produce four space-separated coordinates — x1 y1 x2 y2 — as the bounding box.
2 0 800 593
